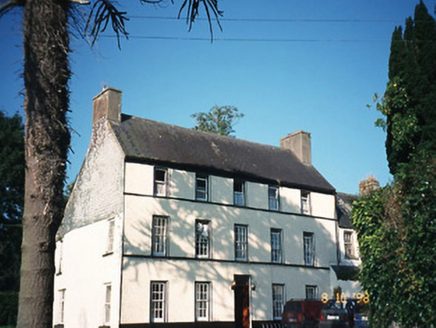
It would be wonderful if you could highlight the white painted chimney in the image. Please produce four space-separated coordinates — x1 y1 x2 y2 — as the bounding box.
280 130 312 165
92 87 122 125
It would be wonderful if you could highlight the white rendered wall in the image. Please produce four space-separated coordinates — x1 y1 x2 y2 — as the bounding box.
338 227 361 266
123 196 337 265
310 192 335 219
280 187 300 213
54 120 125 328
121 258 332 324
60 120 125 233
54 218 123 328
121 162 338 324
330 268 363 299
123 163 335 219
211 176 233 204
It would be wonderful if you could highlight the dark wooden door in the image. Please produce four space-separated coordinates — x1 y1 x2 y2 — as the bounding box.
233 275 250 328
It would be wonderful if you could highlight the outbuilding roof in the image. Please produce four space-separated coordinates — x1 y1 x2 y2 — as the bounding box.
110 114 335 194
336 192 358 228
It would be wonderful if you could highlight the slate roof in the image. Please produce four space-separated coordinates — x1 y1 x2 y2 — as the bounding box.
336 192 358 228
110 114 335 194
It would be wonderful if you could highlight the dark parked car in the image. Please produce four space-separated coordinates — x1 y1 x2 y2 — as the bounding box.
319 300 351 328
282 299 324 328
353 300 369 328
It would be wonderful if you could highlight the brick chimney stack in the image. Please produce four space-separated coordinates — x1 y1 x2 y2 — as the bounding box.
280 130 312 165
92 87 122 125
359 176 380 196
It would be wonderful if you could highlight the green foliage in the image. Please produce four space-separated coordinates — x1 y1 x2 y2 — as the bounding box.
191 106 244 137
354 3 436 326
0 292 18 326
352 155 436 327
371 2 436 175
0 112 24 222
0 112 24 327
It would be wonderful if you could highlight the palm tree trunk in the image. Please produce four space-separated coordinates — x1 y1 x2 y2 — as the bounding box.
17 0 71 327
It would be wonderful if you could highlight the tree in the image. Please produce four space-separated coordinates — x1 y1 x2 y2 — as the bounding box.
192 106 244 137
0 1 222 327
352 2 436 327
382 0 436 175
0 112 24 326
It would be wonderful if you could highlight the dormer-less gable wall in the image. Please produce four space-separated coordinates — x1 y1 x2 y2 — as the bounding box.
61 121 125 234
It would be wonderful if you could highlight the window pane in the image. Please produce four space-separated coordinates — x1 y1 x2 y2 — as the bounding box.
196 221 210 258
105 285 111 324
151 282 166 322
301 191 310 215
107 220 115 253
235 225 248 261
195 282 210 321
152 217 167 256
196 175 208 201
269 186 279 210
306 285 318 300
154 168 167 196
272 284 284 320
304 233 314 266
58 289 65 324
234 180 245 206
344 232 354 258
235 225 247 261
271 229 282 263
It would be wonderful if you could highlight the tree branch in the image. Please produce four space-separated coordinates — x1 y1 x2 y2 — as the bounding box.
70 0 90 4
0 0 21 18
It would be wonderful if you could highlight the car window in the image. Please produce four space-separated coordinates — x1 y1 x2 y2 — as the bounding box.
284 302 302 313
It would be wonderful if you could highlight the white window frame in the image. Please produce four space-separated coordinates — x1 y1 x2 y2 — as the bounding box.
196 174 209 201
57 289 66 324
195 220 210 258
301 191 311 215
195 282 211 321
305 285 318 300
271 229 282 263
269 185 279 211
234 179 245 206
272 284 285 321
106 219 115 254
151 281 167 323
234 224 248 261
344 231 356 259
56 241 63 274
152 216 168 257
303 232 315 266
154 167 168 196
104 284 111 325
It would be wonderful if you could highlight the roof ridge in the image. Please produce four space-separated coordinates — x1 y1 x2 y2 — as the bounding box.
120 113 298 155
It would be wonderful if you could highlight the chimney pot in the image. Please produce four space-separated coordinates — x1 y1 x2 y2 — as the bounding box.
280 130 312 165
359 176 380 196
92 87 122 125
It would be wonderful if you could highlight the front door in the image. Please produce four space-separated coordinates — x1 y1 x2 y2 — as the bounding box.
233 275 250 328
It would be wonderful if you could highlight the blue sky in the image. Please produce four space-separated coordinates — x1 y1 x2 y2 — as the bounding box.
1 0 435 194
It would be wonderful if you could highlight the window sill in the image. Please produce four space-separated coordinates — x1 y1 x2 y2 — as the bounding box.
103 251 114 257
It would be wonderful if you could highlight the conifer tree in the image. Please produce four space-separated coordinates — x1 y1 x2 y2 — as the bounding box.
385 0 436 174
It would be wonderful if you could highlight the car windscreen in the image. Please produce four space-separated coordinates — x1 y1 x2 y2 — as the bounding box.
284 302 302 313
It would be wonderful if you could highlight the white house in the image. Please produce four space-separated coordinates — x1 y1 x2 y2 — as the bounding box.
54 87 351 328
330 192 362 299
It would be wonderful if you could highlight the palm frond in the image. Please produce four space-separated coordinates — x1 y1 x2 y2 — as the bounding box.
85 0 129 48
